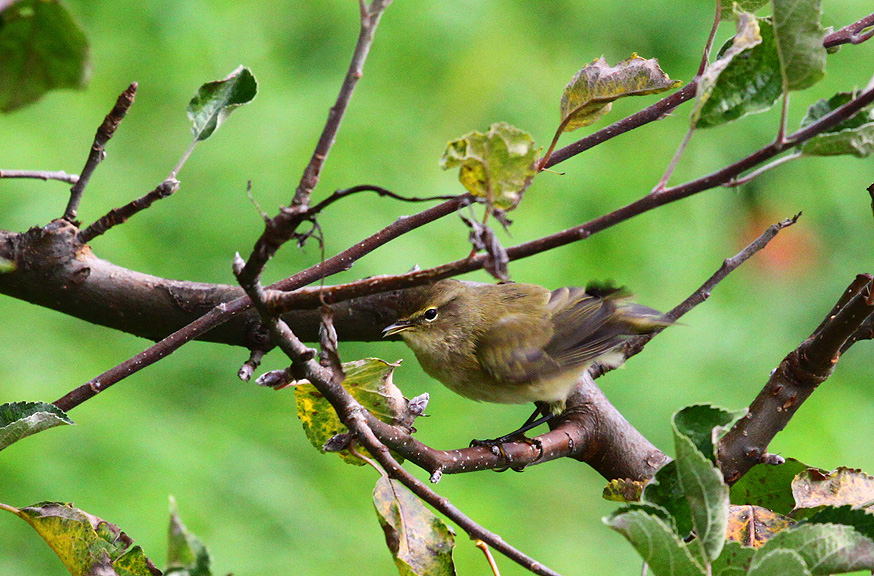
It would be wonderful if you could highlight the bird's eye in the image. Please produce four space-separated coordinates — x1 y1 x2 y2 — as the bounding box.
423 308 438 321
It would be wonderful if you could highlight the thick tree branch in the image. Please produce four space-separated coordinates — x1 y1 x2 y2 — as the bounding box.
718 275 874 483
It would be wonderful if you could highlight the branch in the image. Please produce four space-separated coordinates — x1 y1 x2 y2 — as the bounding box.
236 0 392 288
718 274 874 483
62 83 137 221
0 170 79 184
823 12 874 48
78 179 180 243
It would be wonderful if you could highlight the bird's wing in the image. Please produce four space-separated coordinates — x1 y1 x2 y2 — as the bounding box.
474 312 559 386
543 286 630 368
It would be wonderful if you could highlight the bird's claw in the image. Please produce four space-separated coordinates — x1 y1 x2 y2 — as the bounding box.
469 433 544 472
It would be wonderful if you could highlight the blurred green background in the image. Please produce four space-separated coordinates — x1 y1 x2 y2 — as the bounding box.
1 1 873 574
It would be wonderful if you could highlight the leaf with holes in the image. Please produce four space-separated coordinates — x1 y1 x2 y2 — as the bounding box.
560 54 681 131
440 122 536 211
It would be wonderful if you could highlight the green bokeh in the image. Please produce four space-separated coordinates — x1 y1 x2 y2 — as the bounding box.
1 1 873 575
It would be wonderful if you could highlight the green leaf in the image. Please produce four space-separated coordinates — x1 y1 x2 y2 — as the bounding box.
730 458 809 515
671 405 741 563
721 0 769 20
800 123 874 157
0 0 90 113
674 432 730 563
560 54 681 131
673 404 746 461
805 506 874 542
295 358 406 465
711 541 755 576
187 66 257 141
643 460 694 538
440 122 536 211
166 496 212 576
747 548 811 576
3 501 160 576
755 523 874 574
0 401 73 451
373 477 456 576
799 92 874 132
604 506 705 576
694 18 782 128
772 0 827 91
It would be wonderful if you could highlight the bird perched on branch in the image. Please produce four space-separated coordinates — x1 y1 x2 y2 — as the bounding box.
383 279 669 423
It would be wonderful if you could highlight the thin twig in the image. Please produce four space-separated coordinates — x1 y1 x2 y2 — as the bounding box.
63 83 137 221
651 126 695 193
0 170 79 184
53 195 464 411
823 12 874 48
78 179 180 243
665 214 800 322
724 151 802 187
477 540 502 576
309 184 459 214
237 0 392 288
591 214 799 375
292 0 392 209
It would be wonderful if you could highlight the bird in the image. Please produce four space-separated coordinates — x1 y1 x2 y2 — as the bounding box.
383 279 668 421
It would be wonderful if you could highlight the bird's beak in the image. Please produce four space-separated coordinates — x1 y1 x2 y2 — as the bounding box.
382 320 413 338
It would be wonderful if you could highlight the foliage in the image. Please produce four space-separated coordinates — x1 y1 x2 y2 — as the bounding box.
0 0 873 575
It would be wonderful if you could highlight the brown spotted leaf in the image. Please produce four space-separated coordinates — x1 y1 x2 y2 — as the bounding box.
295 358 405 466
440 122 536 211
726 505 795 548
604 478 646 502
792 467 874 513
373 477 456 576
560 54 682 131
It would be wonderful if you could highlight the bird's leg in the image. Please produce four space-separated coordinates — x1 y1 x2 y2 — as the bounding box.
470 403 553 470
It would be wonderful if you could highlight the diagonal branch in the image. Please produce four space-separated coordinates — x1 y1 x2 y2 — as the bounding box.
718 274 874 483
62 83 137 221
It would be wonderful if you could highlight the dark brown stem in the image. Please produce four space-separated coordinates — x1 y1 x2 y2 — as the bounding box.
823 12 874 48
309 185 459 214
237 0 391 288
78 179 180 243
62 83 137 221
718 275 874 483
236 242 565 576
52 196 463 411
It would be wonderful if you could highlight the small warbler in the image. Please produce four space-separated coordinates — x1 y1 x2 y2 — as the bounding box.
383 279 668 416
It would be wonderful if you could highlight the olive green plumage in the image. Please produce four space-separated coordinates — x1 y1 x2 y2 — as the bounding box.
383 279 668 414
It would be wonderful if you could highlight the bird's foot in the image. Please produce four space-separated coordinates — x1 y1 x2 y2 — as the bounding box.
469 433 544 472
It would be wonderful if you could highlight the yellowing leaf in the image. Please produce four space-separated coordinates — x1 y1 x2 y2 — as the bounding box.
2 501 160 576
792 467 874 512
295 358 405 465
440 122 536 211
726 505 794 548
604 478 646 502
373 477 456 576
560 54 682 131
